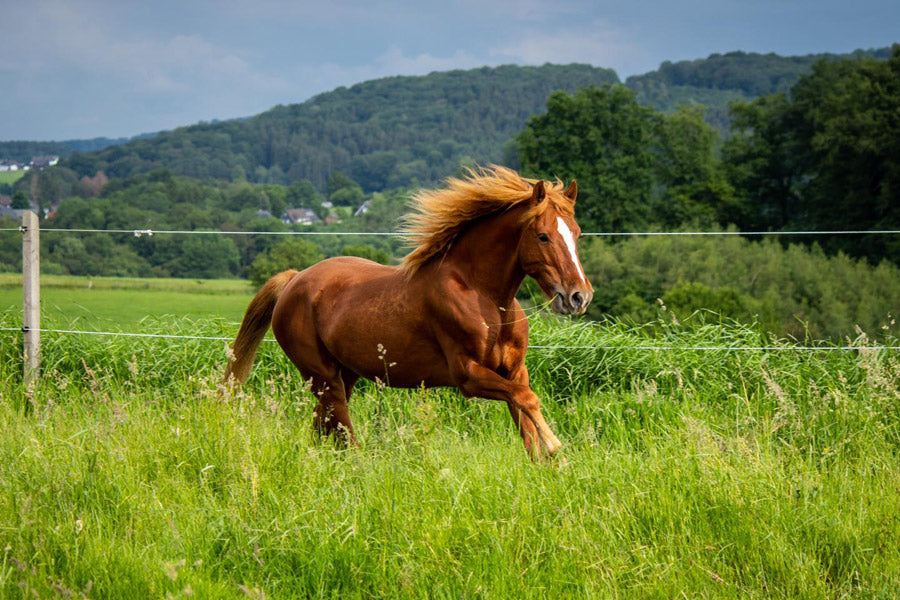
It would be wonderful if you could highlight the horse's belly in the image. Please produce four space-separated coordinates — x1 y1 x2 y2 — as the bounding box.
326 322 453 388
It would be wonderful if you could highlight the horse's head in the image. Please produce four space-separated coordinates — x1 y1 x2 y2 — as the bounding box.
518 180 593 315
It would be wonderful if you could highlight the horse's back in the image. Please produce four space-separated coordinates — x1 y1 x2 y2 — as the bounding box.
273 256 405 336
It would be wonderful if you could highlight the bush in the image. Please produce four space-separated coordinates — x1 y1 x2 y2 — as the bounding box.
248 238 324 287
580 235 900 340
341 244 390 264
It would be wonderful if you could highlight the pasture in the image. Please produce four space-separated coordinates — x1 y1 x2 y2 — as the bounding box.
0 274 253 328
0 171 25 185
1 279 899 598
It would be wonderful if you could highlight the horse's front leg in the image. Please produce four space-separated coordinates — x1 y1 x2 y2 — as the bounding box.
452 358 562 457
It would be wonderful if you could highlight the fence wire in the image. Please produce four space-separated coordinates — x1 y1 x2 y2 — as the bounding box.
4 227 900 237
1 326 898 352
2 224 899 353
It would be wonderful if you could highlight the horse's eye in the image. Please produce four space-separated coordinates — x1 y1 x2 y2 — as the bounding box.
538 233 550 243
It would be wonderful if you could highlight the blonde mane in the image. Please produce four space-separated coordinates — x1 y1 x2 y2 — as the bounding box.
400 165 574 276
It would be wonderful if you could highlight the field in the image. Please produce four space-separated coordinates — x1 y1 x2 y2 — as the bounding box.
0 171 26 185
1 278 899 598
0 274 254 328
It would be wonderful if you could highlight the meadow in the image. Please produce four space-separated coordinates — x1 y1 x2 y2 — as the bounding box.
0 171 26 185
1 278 899 598
0 274 254 328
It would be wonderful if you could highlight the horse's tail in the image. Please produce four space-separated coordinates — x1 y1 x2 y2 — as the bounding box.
224 269 299 385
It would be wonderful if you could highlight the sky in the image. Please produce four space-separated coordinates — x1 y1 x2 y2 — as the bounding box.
1 0 897 141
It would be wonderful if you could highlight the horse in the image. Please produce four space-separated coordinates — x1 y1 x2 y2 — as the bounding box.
224 166 593 457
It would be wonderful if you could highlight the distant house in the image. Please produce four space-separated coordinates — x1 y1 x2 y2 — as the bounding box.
324 212 341 225
256 209 273 219
281 208 321 225
353 199 372 217
0 160 21 172
30 155 59 170
44 202 62 219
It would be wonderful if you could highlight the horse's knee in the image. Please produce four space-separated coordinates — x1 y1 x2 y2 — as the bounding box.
514 391 542 415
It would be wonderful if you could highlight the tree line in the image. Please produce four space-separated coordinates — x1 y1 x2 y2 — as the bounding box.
517 45 900 264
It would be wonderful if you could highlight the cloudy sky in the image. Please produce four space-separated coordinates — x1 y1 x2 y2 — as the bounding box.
2 0 897 141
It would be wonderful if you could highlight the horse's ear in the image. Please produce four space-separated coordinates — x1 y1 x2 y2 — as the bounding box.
531 180 546 205
564 180 578 204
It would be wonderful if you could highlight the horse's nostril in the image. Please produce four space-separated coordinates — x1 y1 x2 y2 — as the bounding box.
571 292 583 308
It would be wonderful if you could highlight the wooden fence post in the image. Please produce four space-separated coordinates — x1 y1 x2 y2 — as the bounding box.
22 210 40 387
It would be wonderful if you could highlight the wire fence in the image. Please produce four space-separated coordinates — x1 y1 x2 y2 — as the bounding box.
1 326 898 352
4 226 900 237
2 224 900 354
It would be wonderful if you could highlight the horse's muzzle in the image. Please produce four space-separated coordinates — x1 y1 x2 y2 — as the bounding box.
552 289 593 315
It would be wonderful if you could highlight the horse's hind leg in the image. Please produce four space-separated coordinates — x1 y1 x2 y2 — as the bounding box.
271 284 359 446
310 369 359 446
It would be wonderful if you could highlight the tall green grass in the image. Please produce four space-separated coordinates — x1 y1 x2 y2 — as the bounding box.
1 310 899 598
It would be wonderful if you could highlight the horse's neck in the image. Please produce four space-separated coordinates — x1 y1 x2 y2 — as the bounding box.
442 209 526 308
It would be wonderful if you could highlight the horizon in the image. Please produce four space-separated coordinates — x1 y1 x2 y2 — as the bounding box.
2 0 898 141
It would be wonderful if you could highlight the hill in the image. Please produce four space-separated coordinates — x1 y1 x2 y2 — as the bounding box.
9 47 891 192
0 135 158 164
626 47 893 131
63 64 619 191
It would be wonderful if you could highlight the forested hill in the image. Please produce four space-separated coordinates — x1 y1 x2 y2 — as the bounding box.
63 64 619 191
27 47 891 192
0 136 152 164
626 47 893 131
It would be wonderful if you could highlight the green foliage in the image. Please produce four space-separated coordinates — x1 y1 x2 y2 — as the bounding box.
0 137 133 164
580 235 900 340
0 218 20 272
517 85 659 231
164 234 241 279
654 106 737 225
625 47 893 133
340 244 390 264
517 86 733 231
723 45 900 262
662 281 760 323
10 189 30 209
722 93 804 230
248 238 324 287
285 179 321 214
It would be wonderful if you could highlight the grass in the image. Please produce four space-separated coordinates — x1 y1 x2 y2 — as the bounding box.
0 171 25 185
1 285 899 598
0 274 254 329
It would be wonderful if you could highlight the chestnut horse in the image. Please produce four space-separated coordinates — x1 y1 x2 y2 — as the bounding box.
224 166 592 457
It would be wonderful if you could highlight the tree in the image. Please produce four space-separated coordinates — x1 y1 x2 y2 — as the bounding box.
724 45 900 260
516 85 660 232
341 244 390 264
166 235 241 279
248 238 324 287
326 172 364 207
722 93 808 231
655 106 737 226
792 46 900 249
10 189 31 209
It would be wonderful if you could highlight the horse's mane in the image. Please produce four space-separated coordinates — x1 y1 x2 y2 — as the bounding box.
400 165 574 277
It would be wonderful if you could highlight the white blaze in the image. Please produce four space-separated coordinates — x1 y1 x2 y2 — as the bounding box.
556 216 586 284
